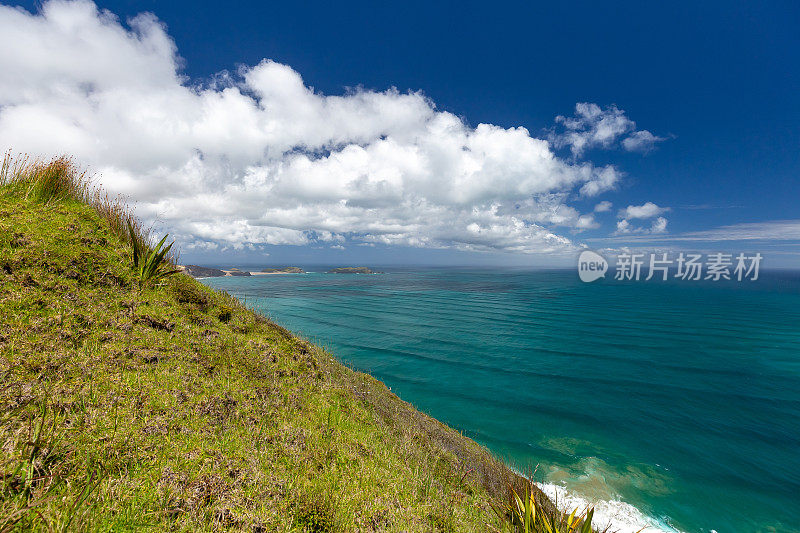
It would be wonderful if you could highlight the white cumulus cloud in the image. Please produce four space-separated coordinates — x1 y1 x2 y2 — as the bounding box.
552 103 665 157
0 1 660 255
615 216 668 235
594 200 613 213
614 203 670 235
618 202 669 220
649 216 668 234
622 130 664 153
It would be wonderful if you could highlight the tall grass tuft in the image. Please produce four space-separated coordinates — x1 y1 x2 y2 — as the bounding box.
497 479 597 533
0 151 176 265
1 153 89 203
128 220 181 289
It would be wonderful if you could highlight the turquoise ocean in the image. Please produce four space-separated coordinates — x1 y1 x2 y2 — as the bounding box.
201 268 800 533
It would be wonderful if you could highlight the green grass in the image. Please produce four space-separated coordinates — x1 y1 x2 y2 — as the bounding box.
0 156 573 532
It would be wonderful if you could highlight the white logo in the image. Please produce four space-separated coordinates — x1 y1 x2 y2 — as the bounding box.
578 250 608 282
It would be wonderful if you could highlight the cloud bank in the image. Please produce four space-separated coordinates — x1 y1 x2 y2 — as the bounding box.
0 1 658 255
679 220 800 241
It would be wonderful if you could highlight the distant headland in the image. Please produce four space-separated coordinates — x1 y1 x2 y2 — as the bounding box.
180 265 251 278
327 267 383 274
259 266 305 274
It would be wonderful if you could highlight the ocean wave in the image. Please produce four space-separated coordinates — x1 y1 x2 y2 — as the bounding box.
536 482 684 533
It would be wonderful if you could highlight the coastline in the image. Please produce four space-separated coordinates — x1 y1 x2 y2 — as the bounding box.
181 268 385 278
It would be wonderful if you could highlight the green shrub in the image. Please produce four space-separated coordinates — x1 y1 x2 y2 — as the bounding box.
169 274 211 311
216 304 234 323
293 493 338 533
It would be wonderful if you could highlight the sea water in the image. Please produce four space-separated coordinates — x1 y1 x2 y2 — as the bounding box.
201 268 800 532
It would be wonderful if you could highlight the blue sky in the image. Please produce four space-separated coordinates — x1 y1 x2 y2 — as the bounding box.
2 0 799 266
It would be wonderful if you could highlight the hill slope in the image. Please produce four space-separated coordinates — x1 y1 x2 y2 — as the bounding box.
0 164 563 531
0 159 576 533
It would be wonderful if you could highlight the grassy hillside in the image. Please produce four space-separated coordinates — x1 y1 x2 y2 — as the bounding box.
0 157 579 532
